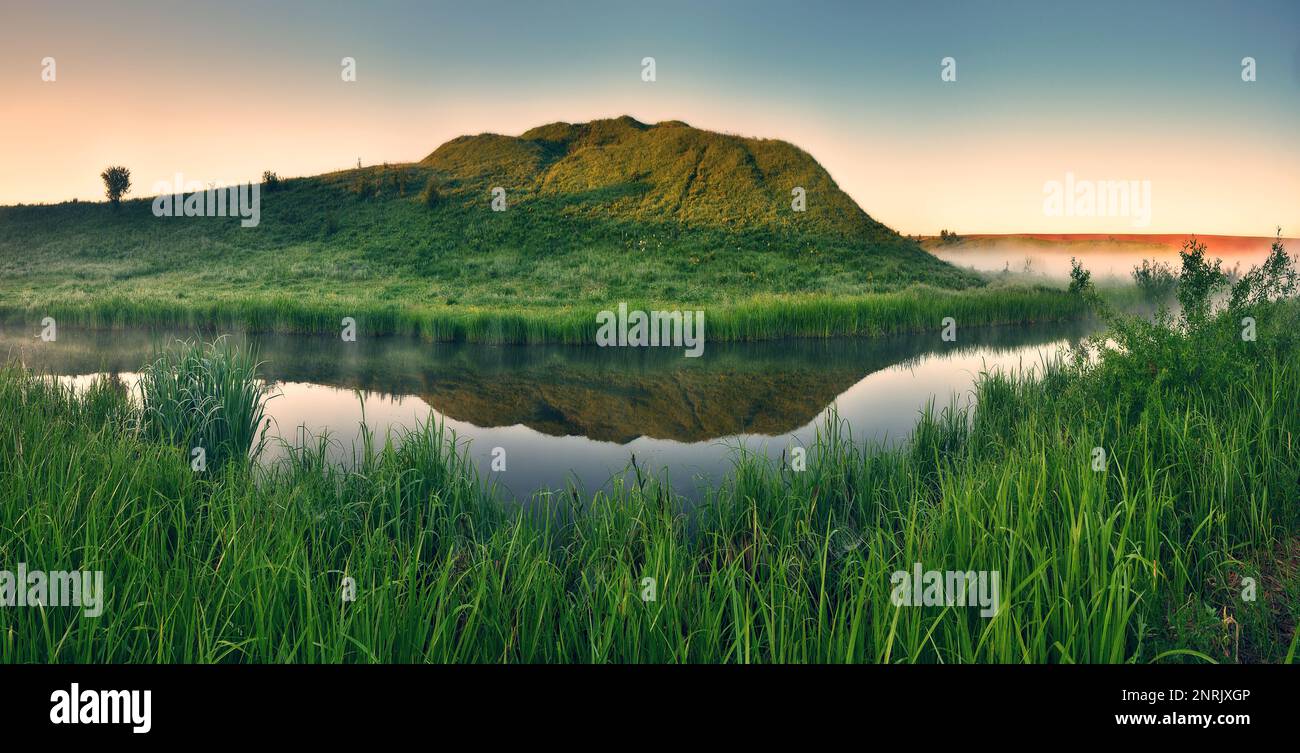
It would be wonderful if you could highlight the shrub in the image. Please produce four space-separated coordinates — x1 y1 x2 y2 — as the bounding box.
1085 236 1295 418
262 171 280 192
100 165 131 208
1228 229 1298 311
1067 256 1092 294
1175 238 1226 327
418 174 442 208
1131 259 1178 303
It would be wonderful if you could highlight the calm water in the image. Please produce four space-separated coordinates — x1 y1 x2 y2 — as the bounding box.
2 320 1097 500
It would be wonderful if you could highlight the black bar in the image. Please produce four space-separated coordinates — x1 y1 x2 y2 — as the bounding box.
0 664 1288 741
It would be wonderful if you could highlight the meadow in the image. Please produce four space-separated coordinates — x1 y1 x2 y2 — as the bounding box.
0 190 1083 342
0 189 1077 343
0 118 1090 342
1 245 1296 663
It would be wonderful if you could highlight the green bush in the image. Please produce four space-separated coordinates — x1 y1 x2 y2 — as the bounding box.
1067 256 1092 294
1084 236 1297 418
1228 230 1298 311
1131 259 1178 303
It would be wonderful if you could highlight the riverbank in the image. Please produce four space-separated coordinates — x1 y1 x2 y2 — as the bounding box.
0 284 1088 344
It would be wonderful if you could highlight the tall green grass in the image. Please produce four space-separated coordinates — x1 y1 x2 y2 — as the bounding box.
135 338 272 469
1 299 1295 663
0 284 1086 344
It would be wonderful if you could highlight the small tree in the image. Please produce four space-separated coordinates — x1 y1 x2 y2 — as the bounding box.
1175 238 1225 327
100 166 131 208
1131 259 1178 303
1228 228 1297 311
1068 256 1092 295
261 171 280 192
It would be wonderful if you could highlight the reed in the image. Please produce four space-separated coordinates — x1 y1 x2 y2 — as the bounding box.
135 337 273 469
0 284 1088 344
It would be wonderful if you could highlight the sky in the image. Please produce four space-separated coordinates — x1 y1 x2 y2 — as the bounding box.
1 0 1297 235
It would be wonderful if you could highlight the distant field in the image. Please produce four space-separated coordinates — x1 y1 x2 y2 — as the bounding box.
923 232 1297 281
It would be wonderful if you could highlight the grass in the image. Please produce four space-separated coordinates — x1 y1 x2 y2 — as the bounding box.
0 284 1087 343
1 294 1296 663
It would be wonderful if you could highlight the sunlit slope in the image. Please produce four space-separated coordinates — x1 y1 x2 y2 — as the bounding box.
0 116 981 323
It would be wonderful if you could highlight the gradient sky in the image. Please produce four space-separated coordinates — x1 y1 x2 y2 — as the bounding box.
2 0 1297 234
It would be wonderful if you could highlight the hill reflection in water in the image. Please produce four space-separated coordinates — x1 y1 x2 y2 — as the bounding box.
3 319 1096 498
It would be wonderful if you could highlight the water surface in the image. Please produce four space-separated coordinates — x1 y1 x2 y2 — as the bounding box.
2 320 1097 499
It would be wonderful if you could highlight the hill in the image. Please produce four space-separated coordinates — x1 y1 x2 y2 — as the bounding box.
423 116 886 238
0 117 1013 340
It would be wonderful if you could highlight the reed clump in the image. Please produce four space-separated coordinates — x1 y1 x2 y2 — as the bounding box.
135 337 272 470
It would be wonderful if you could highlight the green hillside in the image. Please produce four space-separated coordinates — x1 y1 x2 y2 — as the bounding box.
427 116 890 238
0 116 1053 341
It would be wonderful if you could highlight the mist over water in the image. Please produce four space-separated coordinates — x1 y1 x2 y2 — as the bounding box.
4 320 1097 502
930 236 1290 282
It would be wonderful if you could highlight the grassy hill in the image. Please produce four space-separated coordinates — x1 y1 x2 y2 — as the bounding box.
0 116 1081 341
427 115 888 238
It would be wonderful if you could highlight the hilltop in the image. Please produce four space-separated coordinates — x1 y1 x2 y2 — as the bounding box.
421 116 889 239
0 117 1044 341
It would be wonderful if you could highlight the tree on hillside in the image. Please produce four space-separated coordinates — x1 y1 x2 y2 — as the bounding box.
100 166 131 208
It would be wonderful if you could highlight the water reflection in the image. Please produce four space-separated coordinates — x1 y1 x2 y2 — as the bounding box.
2 319 1097 498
